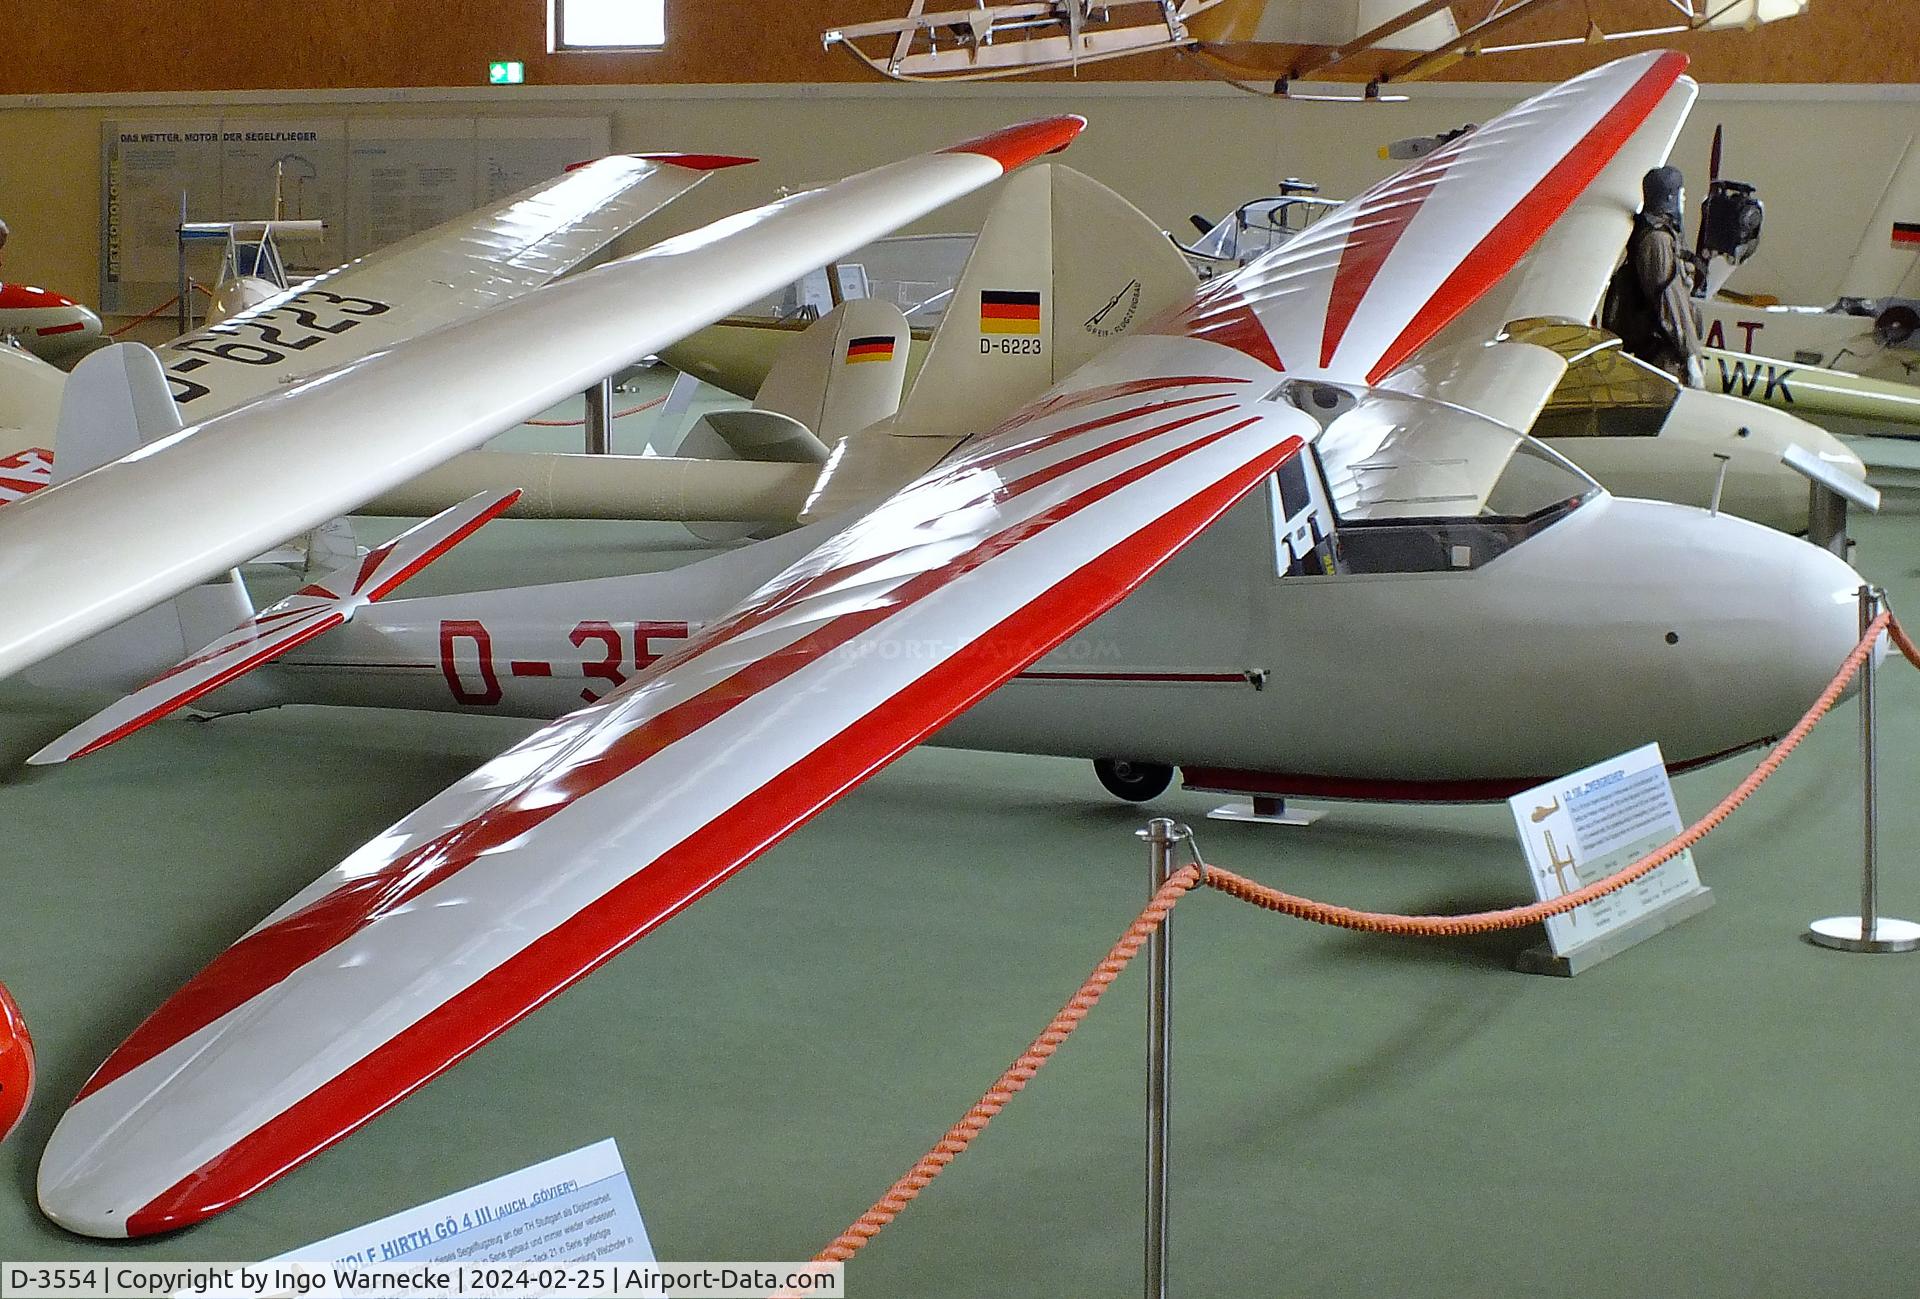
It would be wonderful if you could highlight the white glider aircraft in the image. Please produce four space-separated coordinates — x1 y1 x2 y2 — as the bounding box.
0 153 748 520
6 59 1868 1237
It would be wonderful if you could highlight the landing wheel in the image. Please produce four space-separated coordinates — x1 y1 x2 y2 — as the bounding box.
1094 758 1175 803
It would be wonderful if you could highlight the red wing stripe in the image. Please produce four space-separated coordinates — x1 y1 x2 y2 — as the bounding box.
119 426 1304 1237
361 492 521 601
985 375 1247 439
0 476 46 495
145 608 333 686
70 614 347 761
78 417 1260 1103
1366 50 1688 382
1320 154 1454 368
1016 670 1248 684
642 401 1243 683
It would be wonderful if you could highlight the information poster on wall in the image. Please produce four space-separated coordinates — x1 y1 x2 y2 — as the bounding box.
1508 741 1709 959
102 116 609 313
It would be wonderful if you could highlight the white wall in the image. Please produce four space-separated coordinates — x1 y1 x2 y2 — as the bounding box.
1 81 1915 315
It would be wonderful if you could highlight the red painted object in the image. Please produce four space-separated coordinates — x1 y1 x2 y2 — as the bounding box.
0 983 33 1143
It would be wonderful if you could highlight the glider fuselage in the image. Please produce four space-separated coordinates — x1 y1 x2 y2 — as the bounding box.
231 483 1862 796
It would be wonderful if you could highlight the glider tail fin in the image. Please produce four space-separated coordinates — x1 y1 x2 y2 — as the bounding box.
48 343 183 485
893 161 1199 443
754 297 913 448
21 346 253 695
1838 133 1920 301
801 161 1199 520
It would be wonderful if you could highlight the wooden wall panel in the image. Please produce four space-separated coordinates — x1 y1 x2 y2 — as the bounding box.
4 0 1915 96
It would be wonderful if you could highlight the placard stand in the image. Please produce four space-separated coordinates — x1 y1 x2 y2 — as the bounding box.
1515 885 1715 977
1507 742 1715 978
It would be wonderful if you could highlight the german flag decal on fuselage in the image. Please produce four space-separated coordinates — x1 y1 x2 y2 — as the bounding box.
981 290 1042 335
1894 221 1920 248
845 335 897 364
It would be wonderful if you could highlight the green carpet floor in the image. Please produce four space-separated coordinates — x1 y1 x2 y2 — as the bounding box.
3 483 1919 1296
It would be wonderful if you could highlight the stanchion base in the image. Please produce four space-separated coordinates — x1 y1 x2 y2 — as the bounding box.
1207 796 1325 827
1806 915 1920 953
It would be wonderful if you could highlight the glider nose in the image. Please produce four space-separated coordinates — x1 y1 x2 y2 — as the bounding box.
1784 531 1877 697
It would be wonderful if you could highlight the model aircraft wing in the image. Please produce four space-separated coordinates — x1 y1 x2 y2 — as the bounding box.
0 117 1085 686
27 490 518 766
40 362 1312 1237
158 154 745 420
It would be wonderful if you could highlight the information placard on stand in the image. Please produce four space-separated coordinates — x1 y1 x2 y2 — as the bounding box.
271 1139 653 1266
1508 742 1714 976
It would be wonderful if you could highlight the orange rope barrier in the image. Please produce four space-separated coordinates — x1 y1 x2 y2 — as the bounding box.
107 283 215 337
813 864 1202 1266
522 394 668 427
1199 611 1889 937
813 610 1907 1267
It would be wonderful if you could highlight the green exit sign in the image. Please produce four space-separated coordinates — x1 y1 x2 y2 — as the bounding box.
488 60 526 85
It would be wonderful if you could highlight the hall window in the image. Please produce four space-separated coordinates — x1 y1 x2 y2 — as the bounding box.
550 0 666 50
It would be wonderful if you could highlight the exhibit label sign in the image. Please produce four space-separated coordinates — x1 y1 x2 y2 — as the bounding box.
1509 742 1710 965
272 1139 654 1266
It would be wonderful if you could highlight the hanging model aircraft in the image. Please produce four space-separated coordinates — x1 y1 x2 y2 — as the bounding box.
7 58 1869 1237
823 0 1809 91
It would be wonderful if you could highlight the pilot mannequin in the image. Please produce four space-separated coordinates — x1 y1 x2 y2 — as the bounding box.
1603 166 1705 386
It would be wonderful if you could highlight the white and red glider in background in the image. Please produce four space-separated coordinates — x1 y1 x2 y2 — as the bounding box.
0 152 747 516
9 56 1865 1237
0 282 102 365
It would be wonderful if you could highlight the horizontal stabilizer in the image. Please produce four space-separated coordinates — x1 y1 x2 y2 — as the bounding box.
29 490 517 765
680 409 830 465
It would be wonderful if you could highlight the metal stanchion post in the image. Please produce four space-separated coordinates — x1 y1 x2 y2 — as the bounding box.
1810 585 1920 952
1137 818 1190 1299
176 191 191 338
584 376 614 455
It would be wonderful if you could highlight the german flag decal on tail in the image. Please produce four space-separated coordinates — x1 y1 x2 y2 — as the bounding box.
845 335 897 364
1894 221 1920 248
981 289 1042 335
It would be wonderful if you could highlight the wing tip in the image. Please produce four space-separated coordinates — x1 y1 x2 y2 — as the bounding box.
942 115 1088 171
633 152 760 171
567 153 759 173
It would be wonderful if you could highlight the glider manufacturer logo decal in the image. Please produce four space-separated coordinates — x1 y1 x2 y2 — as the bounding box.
164 287 395 405
1085 279 1142 338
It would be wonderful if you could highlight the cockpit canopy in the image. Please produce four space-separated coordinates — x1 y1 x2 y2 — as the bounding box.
1270 380 1601 578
